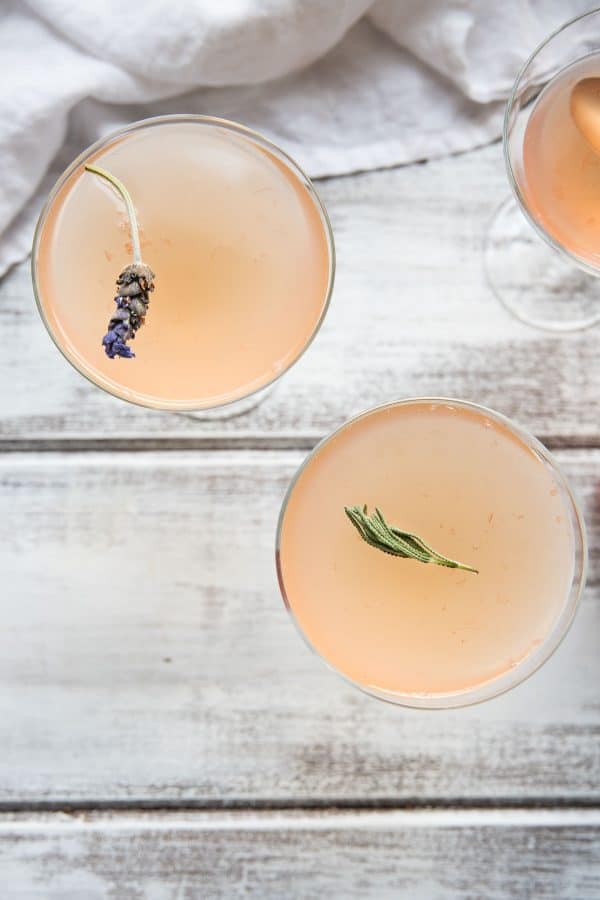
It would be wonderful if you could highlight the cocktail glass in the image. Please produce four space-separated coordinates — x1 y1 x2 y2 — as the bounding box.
32 116 335 417
276 398 586 708
485 8 600 331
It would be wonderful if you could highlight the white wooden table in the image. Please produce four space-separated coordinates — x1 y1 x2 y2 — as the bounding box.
1 143 599 898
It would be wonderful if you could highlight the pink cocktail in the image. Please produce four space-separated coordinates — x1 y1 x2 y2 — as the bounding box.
33 116 334 412
277 399 586 707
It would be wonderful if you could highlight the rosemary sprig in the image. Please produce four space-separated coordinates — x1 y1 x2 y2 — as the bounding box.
84 164 155 359
344 505 478 574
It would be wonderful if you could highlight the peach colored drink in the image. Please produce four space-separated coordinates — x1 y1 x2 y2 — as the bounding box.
34 118 332 409
522 54 600 267
277 401 583 705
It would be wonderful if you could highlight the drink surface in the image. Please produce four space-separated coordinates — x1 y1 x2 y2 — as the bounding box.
522 53 600 267
36 121 331 408
278 402 575 697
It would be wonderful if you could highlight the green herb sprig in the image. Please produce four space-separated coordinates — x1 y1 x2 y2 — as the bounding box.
344 505 478 574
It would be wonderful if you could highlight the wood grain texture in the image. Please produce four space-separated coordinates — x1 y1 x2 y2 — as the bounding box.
4 143 600 446
0 448 598 805
2 809 600 899
4 144 600 890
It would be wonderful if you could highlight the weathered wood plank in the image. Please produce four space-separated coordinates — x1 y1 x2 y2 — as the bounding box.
0 449 598 804
2 809 600 899
3 143 600 444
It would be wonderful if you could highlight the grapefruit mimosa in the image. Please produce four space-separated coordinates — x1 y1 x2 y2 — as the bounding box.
277 400 586 708
33 116 334 411
487 8 600 330
523 53 600 268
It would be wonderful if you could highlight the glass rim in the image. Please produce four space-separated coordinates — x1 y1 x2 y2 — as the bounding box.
275 397 588 710
503 7 600 276
31 113 336 412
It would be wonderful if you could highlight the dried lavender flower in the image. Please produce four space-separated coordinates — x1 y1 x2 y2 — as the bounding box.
84 164 155 359
102 263 155 359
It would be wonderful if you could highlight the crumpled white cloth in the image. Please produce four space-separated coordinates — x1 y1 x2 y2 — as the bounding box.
0 0 588 276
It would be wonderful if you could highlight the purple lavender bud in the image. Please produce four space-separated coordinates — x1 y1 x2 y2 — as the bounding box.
102 263 154 359
102 329 135 358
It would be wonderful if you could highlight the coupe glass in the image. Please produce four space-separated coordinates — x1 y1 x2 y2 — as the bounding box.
485 8 600 331
32 115 335 418
276 398 587 709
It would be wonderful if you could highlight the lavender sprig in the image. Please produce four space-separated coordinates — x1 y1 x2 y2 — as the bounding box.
84 164 155 359
102 263 155 359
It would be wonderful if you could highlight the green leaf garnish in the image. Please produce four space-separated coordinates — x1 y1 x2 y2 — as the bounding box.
344 505 478 574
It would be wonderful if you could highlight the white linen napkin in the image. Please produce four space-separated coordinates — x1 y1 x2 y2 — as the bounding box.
0 0 589 277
